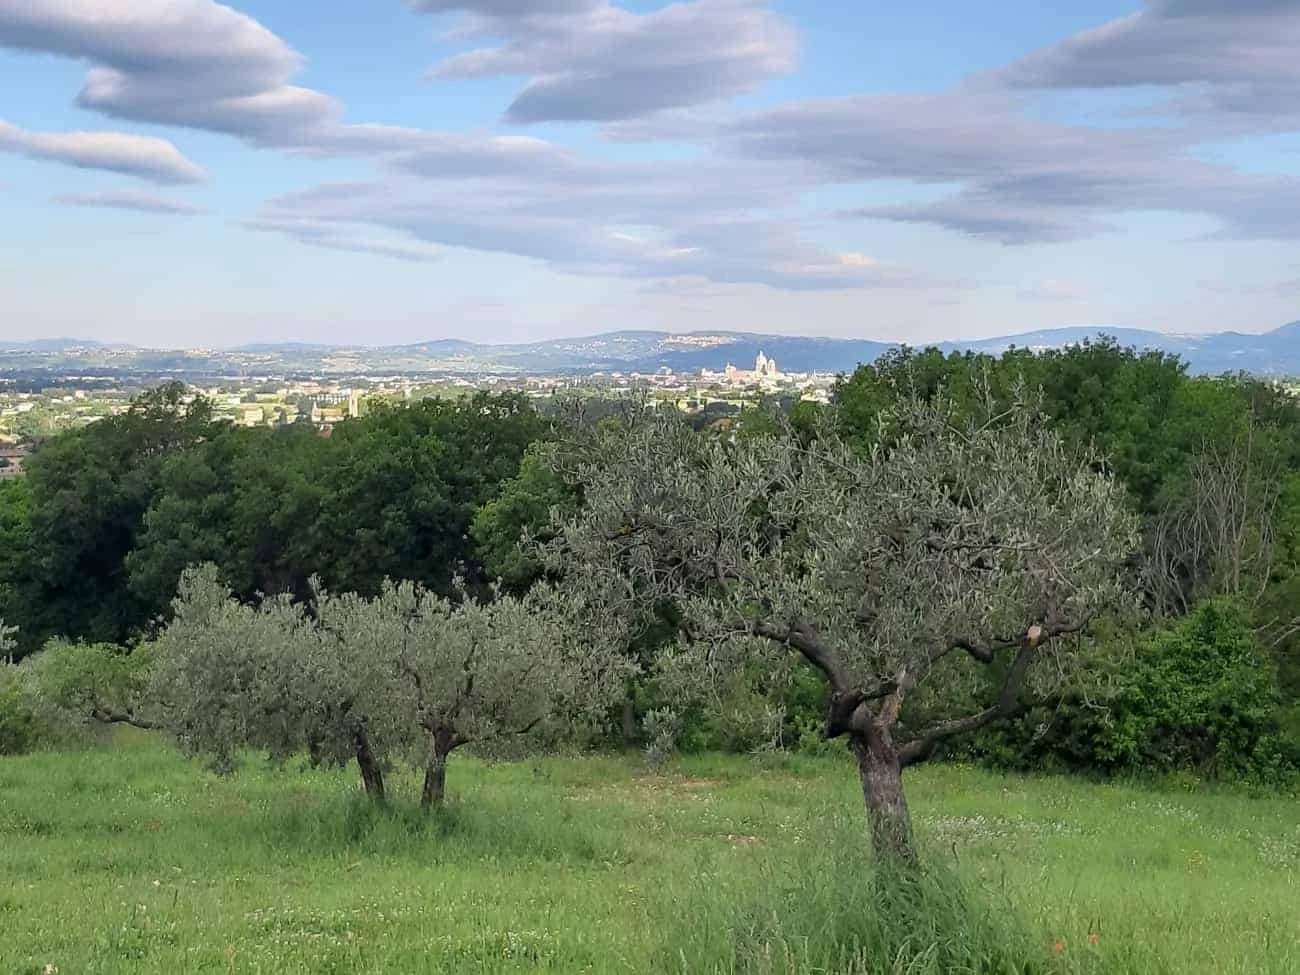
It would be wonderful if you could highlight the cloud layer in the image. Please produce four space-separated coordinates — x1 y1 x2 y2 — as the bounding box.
722 84 1300 244
4 0 1300 309
253 136 923 290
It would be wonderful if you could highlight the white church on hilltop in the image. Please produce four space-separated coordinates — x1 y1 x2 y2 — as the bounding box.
723 350 781 385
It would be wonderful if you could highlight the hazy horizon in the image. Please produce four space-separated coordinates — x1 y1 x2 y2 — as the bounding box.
3 2 1300 347
6 319 1297 354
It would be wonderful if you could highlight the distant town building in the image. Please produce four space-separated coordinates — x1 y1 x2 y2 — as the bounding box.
0 441 30 480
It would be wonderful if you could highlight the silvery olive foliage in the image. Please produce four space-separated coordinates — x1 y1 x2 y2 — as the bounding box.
549 393 1139 853
0 618 14 659
145 565 628 803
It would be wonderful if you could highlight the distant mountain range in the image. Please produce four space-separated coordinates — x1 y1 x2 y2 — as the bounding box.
1 338 120 352
2 322 1298 378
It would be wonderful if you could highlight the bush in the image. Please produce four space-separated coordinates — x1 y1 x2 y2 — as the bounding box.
965 601 1291 782
0 665 38 755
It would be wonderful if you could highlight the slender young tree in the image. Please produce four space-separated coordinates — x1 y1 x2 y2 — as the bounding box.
318 579 628 808
550 396 1138 859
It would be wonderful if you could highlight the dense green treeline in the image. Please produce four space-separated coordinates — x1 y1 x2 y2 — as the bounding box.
835 342 1300 517
0 384 544 657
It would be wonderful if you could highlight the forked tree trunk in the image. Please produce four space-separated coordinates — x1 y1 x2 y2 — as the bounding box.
850 727 915 862
353 724 386 804
421 729 459 810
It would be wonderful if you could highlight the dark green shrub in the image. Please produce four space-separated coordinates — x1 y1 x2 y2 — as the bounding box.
1103 601 1284 777
965 601 1290 782
0 666 38 755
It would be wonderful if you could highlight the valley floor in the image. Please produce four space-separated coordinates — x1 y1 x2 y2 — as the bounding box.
0 735 1296 974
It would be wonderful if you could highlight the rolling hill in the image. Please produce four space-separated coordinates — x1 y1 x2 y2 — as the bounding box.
2 322 1297 377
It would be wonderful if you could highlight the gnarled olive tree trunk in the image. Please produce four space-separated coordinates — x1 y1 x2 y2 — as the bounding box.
352 721 386 804
421 728 463 809
850 723 915 862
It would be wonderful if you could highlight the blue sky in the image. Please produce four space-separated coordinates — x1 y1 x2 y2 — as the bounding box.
1 0 1298 347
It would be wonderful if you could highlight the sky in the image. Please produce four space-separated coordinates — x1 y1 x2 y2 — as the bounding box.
1 0 1300 348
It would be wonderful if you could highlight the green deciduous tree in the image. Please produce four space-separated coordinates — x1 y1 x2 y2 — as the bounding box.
0 480 30 642
126 424 327 616
471 443 578 593
10 384 214 650
315 392 547 598
5 388 546 654
550 397 1138 859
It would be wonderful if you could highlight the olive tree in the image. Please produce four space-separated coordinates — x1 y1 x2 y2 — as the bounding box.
549 397 1138 859
26 638 160 731
142 567 626 807
143 568 381 797
383 582 629 806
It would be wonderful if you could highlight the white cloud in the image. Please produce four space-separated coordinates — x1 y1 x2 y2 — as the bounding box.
0 118 206 183
12 0 1298 300
0 1 339 145
418 0 797 123
999 0 1300 130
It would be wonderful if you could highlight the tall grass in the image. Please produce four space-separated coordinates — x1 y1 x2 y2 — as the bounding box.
652 815 1044 974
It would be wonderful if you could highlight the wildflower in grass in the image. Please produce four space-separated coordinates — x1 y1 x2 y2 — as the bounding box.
1089 932 1100 945
1052 940 1066 953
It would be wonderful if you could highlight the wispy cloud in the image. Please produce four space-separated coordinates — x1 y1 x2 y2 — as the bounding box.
727 90 1300 244
247 130 939 290
242 217 443 263
55 189 207 215
0 118 205 184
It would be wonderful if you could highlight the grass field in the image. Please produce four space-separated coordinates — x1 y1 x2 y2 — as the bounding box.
1 734 1296 974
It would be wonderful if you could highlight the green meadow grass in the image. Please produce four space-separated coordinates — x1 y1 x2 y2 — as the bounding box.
0 733 1296 974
